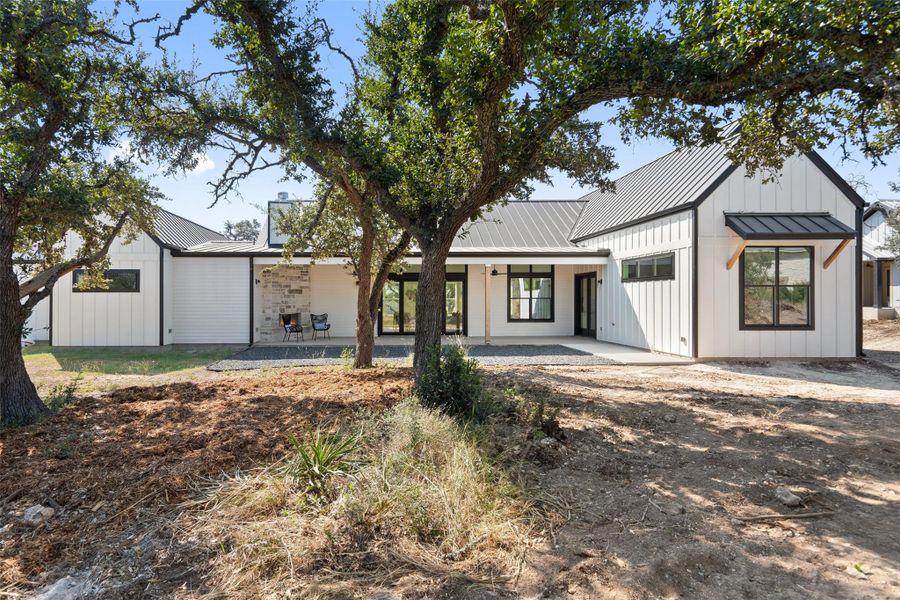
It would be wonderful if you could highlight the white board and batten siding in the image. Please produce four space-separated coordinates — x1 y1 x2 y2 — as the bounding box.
172 257 250 343
696 154 857 358
580 211 694 357
52 231 161 346
25 297 50 341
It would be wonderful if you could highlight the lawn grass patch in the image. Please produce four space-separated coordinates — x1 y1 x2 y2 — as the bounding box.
23 347 235 376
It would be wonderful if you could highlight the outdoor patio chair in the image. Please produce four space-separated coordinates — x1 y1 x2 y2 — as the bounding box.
280 313 304 342
310 313 331 340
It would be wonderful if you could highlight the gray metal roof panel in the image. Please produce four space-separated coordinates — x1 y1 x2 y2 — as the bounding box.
724 212 856 240
453 201 586 249
152 208 228 249
176 201 593 255
569 125 740 241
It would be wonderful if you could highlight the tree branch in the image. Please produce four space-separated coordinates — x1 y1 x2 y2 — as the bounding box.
19 212 130 311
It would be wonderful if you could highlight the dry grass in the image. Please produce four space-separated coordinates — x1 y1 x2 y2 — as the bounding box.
178 400 537 598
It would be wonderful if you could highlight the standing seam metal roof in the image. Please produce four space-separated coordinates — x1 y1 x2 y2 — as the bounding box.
152 208 229 249
569 125 740 241
724 212 856 239
177 200 591 255
453 201 586 249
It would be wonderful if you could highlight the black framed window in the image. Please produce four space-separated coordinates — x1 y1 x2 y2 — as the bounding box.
379 266 467 335
72 269 140 293
508 264 554 322
740 247 813 329
622 253 675 282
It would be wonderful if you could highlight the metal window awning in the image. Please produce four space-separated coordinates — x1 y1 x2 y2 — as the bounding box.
724 212 856 240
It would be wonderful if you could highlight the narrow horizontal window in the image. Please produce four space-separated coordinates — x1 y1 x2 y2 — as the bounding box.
72 269 140 293
621 253 675 282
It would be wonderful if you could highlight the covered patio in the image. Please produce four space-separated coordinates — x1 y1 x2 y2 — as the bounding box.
220 335 690 370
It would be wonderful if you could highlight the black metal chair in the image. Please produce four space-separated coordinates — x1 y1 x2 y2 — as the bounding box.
310 313 331 340
280 313 304 342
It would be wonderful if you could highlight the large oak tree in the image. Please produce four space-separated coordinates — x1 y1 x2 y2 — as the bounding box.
161 0 898 382
1 1 178 424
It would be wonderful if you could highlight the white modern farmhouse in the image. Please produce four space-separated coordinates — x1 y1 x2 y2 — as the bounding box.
27 135 865 359
861 200 899 319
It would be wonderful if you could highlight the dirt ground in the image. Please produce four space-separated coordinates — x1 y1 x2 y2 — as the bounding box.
500 359 899 600
864 319 900 369
2 326 898 598
0 369 411 594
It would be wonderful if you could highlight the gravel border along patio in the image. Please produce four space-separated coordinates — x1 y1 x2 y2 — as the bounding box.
208 344 619 371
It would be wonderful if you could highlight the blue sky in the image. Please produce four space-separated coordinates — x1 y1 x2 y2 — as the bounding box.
103 1 898 232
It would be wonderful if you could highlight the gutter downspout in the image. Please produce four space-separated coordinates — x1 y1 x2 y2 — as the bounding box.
691 206 699 359
856 206 864 357
159 247 164 346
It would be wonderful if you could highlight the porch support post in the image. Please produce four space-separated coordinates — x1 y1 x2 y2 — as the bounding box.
484 264 492 345
875 259 883 309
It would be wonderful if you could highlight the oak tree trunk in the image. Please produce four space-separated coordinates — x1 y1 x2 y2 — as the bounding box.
354 218 376 369
0 260 48 426
413 240 452 383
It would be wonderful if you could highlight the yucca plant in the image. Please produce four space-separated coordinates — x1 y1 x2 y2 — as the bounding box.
286 429 360 499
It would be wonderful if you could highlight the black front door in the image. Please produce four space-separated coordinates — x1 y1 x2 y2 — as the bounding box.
575 273 597 337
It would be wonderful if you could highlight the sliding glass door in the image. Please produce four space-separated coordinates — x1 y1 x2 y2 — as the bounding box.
379 267 467 335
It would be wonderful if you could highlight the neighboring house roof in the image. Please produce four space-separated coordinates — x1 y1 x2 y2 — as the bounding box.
150 208 228 250
864 199 900 221
724 212 856 240
569 123 866 242
862 238 894 260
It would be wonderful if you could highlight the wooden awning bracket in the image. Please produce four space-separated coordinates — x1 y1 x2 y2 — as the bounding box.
823 239 851 270
726 240 749 271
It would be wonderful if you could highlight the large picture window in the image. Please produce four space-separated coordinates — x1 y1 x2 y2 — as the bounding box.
740 247 813 329
72 269 140 293
621 253 675 282
508 264 554 322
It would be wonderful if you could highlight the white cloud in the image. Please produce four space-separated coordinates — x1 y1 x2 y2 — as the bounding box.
188 153 215 175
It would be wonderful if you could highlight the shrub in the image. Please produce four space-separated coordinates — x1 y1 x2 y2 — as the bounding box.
44 376 81 412
182 400 532 597
416 344 488 419
286 429 359 499
47 433 79 459
504 385 564 441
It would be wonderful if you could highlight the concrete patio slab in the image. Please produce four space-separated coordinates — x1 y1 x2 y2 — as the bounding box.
213 336 690 370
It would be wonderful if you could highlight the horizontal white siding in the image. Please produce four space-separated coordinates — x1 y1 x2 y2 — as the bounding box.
309 265 359 337
172 257 249 343
580 211 694 357
52 232 161 346
697 154 858 358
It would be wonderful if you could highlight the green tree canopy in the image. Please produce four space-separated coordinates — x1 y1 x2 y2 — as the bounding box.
1 0 183 424
224 218 262 242
158 0 899 380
